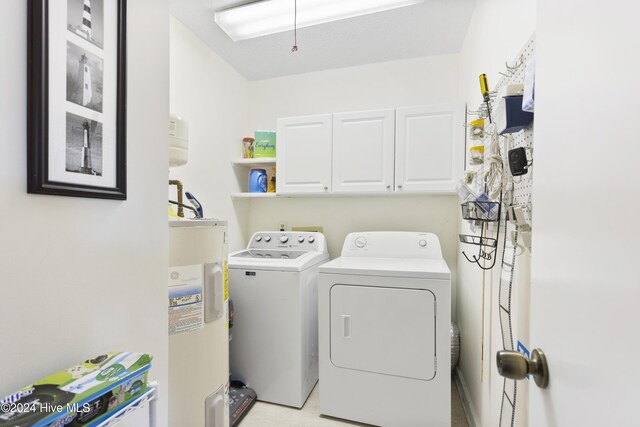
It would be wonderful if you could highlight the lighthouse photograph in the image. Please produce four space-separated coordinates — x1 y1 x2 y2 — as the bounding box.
27 0 126 198
66 42 103 113
65 112 103 176
67 0 104 48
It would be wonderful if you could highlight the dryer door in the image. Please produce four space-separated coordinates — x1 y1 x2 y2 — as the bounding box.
330 284 436 380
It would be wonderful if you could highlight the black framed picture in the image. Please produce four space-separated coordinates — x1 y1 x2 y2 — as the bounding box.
28 0 127 199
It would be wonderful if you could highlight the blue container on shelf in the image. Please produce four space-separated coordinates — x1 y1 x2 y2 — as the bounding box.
249 168 267 193
498 95 534 135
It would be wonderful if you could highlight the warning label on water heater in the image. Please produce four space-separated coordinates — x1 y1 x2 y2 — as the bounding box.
168 264 204 336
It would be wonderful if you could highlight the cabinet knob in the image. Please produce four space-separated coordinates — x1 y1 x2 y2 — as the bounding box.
397 185 403 189
324 186 328 191
386 185 391 189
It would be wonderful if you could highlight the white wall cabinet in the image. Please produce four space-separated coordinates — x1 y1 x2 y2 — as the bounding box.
332 109 395 193
395 104 460 193
276 114 333 195
276 105 460 196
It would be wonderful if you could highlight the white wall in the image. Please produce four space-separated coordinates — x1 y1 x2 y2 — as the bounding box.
169 16 249 252
456 1 536 426
0 1 170 425
246 55 461 316
248 194 459 262
248 55 460 128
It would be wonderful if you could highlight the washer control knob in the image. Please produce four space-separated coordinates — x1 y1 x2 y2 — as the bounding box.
264 236 271 242
255 235 262 242
355 236 367 248
280 235 289 243
419 239 427 247
308 236 315 243
298 236 305 243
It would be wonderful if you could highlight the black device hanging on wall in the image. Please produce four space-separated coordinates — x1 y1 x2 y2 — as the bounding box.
508 147 530 176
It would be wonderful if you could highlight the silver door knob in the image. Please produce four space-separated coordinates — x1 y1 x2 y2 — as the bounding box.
496 348 549 388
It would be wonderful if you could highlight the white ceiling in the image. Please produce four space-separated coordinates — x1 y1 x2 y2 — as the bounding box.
170 0 476 81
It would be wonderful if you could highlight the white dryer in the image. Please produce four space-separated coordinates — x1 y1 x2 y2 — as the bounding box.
229 231 329 408
318 232 451 427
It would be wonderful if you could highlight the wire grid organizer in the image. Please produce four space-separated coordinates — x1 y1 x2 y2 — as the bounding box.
462 200 501 222
492 35 536 427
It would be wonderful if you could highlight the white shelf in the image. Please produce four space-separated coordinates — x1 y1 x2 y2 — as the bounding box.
231 192 277 199
231 158 276 197
231 158 276 167
231 191 456 199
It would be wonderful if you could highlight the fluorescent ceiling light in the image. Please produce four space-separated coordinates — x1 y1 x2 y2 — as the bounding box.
215 0 425 42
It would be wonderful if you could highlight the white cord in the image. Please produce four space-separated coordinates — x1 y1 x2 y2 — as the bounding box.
483 123 504 199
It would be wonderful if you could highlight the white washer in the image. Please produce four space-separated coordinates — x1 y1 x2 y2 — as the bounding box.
318 232 451 427
229 231 329 408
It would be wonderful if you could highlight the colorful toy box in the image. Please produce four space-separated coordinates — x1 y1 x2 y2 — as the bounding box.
0 352 152 427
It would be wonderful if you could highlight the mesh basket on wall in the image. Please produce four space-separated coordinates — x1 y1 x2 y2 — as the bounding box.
451 322 460 371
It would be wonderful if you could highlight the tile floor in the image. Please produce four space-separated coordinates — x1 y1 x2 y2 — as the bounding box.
239 376 469 427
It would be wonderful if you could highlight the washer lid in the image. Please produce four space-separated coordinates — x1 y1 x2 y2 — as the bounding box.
319 256 450 279
232 250 307 260
229 250 329 272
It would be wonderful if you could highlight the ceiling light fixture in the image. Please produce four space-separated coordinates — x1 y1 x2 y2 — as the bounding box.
214 0 425 42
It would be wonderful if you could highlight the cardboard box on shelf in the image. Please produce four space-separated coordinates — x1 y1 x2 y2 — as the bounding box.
253 131 276 158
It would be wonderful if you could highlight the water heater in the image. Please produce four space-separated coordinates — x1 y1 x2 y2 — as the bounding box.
169 114 189 167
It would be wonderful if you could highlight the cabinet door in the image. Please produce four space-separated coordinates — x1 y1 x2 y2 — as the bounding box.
395 104 461 193
332 109 395 194
276 114 332 194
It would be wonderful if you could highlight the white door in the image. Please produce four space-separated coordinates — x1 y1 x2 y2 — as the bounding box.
395 104 461 193
526 2 640 426
276 114 332 194
332 109 395 193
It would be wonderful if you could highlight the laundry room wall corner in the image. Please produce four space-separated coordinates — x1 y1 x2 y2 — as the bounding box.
169 16 251 252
